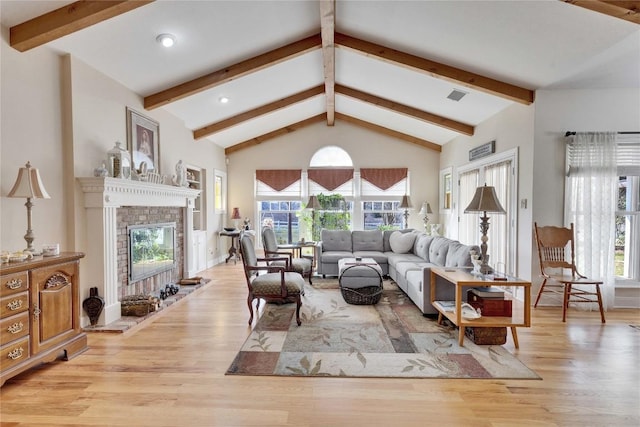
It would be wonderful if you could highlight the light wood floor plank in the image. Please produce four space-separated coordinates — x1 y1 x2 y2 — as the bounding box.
1 261 638 426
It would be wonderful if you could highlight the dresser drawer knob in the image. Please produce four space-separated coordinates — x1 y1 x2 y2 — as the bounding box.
8 322 24 334
5 278 23 290
7 347 24 360
7 299 23 311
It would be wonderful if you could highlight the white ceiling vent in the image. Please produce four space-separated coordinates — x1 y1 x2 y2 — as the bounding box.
447 89 467 102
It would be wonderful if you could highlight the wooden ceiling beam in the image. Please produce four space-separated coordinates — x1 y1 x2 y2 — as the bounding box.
10 1 153 52
145 34 323 109
224 114 326 155
335 113 442 153
335 84 474 136
563 1 640 24
194 85 325 139
319 0 336 126
335 32 535 105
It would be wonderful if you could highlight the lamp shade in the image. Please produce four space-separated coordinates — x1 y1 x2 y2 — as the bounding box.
306 195 321 210
231 207 241 220
8 162 50 199
399 195 413 209
418 202 433 216
464 185 505 214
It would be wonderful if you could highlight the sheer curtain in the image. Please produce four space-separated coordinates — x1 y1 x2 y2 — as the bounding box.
485 160 512 274
458 169 479 245
565 132 617 310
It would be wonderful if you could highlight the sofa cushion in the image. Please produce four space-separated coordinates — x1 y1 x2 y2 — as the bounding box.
321 229 352 252
352 251 387 265
383 228 414 252
413 233 434 261
321 250 355 264
445 241 476 268
389 231 416 254
352 230 383 252
428 236 450 266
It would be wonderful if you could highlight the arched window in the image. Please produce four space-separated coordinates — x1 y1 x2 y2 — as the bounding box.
309 146 353 167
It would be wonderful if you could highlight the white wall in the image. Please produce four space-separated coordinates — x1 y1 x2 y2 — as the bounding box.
1 28 68 251
226 119 441 237
439 102 536 281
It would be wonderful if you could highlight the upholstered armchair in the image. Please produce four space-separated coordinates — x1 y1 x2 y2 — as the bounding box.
239 232 304 326
262 226 314 284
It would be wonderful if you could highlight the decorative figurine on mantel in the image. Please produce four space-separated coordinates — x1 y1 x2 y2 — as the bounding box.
93 162 108 177
172 160 188 187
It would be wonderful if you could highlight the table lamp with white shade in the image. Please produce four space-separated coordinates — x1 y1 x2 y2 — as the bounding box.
7 161 51 255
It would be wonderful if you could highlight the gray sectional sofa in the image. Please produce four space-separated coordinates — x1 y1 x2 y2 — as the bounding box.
317 229 479 314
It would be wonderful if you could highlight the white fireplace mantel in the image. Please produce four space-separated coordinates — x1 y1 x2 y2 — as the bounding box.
77 177 200 326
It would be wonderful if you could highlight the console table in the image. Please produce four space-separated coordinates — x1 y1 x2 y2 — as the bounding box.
430 267 531 348
1 252 88 386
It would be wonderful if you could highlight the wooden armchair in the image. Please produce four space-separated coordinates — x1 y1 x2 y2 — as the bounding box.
239 232 304 326
534 222 605 323
262 226 313 284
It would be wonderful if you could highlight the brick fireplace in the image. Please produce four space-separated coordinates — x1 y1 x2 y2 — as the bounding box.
117 206 184 300
78 177 199 327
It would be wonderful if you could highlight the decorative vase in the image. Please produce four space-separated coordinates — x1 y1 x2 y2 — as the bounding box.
83 287 105 326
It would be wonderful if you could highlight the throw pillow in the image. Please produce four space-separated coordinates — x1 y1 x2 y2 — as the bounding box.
389 231 416 254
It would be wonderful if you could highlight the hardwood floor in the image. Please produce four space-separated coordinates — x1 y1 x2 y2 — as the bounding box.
1 261 639 426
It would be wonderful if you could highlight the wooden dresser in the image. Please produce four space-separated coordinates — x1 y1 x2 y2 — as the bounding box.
1 252 88 386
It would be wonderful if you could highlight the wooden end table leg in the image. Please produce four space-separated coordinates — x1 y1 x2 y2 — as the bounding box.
458 326 465 347
510 327 519 349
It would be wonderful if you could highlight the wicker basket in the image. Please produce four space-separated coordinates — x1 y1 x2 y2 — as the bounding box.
338 264 383 305
340 285 383 305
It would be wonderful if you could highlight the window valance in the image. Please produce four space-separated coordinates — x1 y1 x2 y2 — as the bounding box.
256 169 301 191
360 168 408 190
308 168 354 191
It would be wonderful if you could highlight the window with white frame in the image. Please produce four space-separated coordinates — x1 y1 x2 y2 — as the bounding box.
254 147 416 241
214 170 226 213
565 133 640 288
458 149 518 276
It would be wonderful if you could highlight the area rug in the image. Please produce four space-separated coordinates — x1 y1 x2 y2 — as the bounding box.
226 279 540 379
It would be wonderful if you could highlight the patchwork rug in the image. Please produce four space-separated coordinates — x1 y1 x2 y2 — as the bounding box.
226 280 540 379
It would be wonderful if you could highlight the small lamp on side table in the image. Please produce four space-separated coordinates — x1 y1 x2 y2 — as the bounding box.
418 201 433 233
231 207 242 230
7 161 51 255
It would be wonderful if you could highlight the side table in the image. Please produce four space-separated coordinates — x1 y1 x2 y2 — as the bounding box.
220 230 241 264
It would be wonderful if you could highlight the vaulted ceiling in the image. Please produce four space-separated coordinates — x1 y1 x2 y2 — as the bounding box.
2 1 639 155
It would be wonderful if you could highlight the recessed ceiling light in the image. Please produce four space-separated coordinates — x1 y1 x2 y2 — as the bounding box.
219 96 229 104
447 89 467 102
156 33 176 48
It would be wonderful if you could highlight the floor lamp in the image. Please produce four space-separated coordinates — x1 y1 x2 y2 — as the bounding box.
464 184 505 274
306 195 321 241
399 195 413 229
7 161 51 255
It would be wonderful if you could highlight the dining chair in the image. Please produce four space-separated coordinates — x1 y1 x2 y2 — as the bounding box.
534 222 605 323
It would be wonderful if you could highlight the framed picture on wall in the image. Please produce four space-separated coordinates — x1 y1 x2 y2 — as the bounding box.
126 107 160 172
